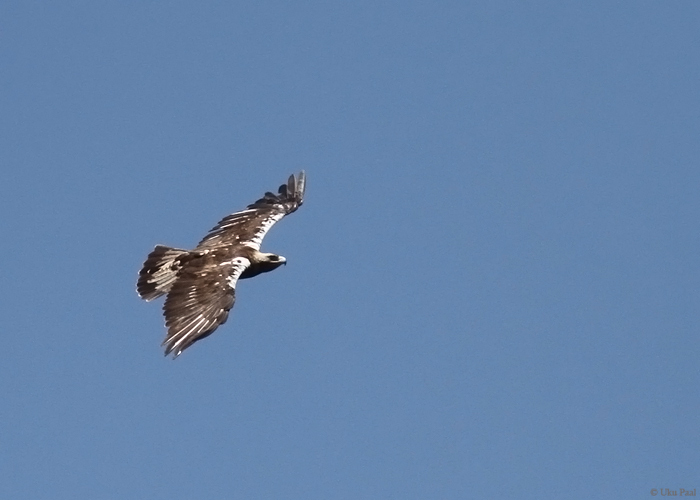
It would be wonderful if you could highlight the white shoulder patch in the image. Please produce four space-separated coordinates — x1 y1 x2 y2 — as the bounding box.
226 256 251 289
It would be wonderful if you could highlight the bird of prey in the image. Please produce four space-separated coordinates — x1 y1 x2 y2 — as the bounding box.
137 171 306 358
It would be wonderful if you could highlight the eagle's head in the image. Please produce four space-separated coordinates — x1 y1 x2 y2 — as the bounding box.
256 252 286 272
262 252 286 266
239 250 286 280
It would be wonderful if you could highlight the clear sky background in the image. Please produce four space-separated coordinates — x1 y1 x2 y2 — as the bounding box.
1 2 698 499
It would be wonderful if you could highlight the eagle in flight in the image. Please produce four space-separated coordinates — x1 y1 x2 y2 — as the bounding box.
137 171 306 358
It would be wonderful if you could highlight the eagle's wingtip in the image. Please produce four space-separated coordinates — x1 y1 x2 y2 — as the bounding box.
293 170 306 203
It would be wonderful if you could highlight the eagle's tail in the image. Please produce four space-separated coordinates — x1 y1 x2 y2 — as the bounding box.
137 245 189 301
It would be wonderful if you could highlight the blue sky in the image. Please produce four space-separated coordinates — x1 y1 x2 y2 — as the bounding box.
1 2 698 499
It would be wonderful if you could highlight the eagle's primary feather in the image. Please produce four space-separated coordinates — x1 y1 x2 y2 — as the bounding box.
137 171 306 358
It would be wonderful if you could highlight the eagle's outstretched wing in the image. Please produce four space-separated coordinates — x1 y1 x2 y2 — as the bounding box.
161 254 250 358
197 171 306 250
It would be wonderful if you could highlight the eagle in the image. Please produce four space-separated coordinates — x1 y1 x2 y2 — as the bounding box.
137 171 306 358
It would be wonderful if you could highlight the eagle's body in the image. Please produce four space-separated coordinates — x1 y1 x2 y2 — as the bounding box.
137 172 306 358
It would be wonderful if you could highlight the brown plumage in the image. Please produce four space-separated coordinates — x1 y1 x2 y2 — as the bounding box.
137 172 306 358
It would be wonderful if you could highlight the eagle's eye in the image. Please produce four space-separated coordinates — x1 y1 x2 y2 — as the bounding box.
269 255 279 261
